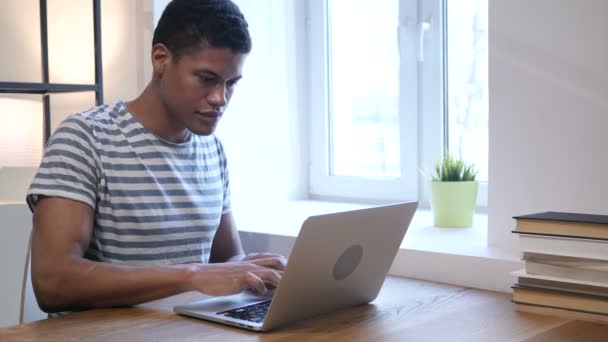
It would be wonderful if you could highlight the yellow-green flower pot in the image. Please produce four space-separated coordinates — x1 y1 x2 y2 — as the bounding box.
430 181 478 227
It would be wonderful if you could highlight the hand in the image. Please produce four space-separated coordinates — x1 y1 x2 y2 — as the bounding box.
186 258 284 297
241 253 287 271
241 253 287 293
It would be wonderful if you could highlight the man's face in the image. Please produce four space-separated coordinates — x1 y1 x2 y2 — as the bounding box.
157 45 246 136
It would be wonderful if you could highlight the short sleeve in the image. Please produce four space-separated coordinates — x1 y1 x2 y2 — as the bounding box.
214 137 232 214
27 115 101 211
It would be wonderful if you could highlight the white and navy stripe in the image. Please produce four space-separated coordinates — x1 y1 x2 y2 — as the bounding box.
27 101 230 265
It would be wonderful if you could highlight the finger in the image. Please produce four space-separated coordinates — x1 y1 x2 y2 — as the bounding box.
246 252 281 260
268 254 288 268
258 269 283 289
250 257 287 271
244 272 267 295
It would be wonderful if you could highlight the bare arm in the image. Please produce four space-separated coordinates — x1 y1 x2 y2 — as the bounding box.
31 197 284 313
209 212 246 263
209 212 288 265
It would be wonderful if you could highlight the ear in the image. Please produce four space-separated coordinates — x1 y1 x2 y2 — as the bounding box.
151 43 172 77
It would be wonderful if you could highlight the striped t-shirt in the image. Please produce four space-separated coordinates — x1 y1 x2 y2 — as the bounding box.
27 101 231 265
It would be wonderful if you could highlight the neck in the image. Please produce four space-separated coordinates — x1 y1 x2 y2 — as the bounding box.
125 83 191 143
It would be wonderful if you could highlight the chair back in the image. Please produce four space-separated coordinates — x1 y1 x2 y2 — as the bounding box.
0 203 45 327
19 230 31 324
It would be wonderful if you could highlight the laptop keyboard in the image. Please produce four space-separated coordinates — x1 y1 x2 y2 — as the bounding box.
217 300 272 323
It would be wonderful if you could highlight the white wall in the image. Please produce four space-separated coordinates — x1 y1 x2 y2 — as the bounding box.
488 0 608 250
154 0 171 27
50 0 153 129
215 0 309 208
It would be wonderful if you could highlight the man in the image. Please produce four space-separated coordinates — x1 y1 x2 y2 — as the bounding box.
26 0 284 313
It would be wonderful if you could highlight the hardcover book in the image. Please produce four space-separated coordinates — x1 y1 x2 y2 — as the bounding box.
515 303 608 324
512 284 608 315
523 253 608 284
525 262 608 284
512 269 608 289
523 253 608 271
513 212 608 240
518 234 608 260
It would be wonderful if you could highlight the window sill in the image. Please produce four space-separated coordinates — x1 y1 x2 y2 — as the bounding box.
234 200 514 258
235 200 522 293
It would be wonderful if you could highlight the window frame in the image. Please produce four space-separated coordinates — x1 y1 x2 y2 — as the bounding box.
308 0 420 202
308 0 487 207
441 0 488 207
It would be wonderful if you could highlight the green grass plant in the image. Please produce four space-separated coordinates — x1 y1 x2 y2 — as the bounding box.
432 153 478 182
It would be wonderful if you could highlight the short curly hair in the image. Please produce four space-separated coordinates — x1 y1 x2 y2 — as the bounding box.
152 0 251 61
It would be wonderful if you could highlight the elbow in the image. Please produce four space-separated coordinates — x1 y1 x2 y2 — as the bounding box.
32 268 72 313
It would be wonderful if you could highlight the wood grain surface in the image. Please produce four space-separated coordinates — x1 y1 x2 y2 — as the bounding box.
1 276 607 341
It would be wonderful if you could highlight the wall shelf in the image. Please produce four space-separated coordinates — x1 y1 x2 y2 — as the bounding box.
0 0 103 142
0 82 99 95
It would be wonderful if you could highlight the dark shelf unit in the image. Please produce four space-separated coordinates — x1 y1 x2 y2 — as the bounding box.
0 0 103 142
0 82 99 94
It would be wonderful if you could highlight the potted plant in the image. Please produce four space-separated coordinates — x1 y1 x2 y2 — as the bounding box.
430 154 478 227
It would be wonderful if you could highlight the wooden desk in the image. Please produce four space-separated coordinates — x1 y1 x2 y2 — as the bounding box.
1 276 608 341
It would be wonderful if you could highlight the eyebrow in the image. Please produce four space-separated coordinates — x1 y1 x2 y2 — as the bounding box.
195 70 242 82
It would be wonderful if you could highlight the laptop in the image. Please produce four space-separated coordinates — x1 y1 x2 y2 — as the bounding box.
174 201 418 331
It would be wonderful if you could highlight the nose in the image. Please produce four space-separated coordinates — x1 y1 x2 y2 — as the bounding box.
208 83 227 108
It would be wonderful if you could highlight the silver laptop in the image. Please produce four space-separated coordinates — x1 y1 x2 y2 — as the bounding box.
174 201 418 331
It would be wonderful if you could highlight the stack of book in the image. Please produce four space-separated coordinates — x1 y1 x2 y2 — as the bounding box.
511 211 608 323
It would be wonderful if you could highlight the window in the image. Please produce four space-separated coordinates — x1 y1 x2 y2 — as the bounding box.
309 0 419 201
327 1 400 179
309 0 488 206
445 0 488 183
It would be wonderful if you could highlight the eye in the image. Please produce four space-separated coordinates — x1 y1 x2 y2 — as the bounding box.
197 74 217 86
227 79 240 88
